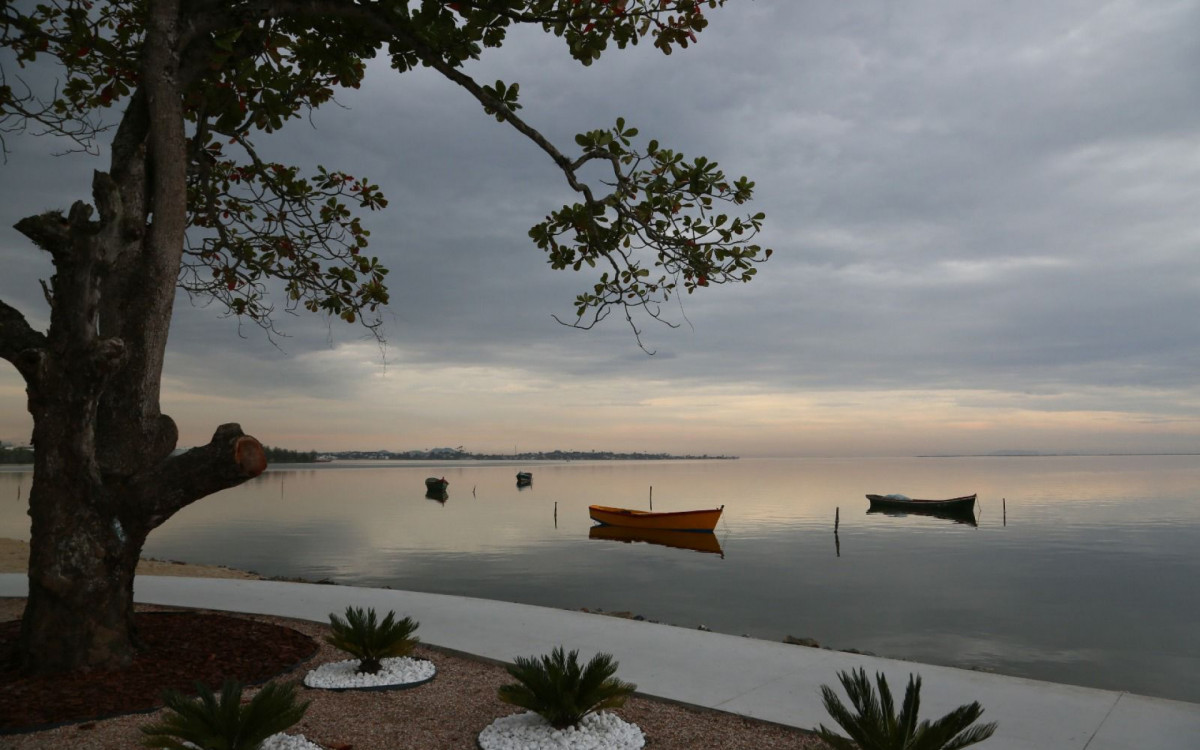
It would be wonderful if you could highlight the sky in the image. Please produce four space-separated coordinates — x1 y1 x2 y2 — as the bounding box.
2 0 1199 457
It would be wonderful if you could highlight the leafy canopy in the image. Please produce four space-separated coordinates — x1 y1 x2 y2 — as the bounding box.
816 668 998 750
1 1 770 346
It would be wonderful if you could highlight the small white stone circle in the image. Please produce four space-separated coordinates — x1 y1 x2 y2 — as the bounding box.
303 656 436 690
478 711 645 750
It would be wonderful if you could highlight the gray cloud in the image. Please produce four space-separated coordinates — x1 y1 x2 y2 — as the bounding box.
3 1 1199 453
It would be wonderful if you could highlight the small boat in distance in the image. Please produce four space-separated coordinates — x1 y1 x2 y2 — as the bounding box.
866 493 976 515
425 477 449 492
516 471 533 486
589 504 723 532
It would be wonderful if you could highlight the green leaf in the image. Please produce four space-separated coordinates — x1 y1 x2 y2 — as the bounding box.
325 606 421 674
498 647 636 730
141 680 308 750
815 669 997 750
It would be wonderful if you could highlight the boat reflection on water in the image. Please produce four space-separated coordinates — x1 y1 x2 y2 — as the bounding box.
865 507 977 527
588 525 724 557
424 489 448 504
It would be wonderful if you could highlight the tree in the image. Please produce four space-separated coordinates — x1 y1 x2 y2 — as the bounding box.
0 0 771 674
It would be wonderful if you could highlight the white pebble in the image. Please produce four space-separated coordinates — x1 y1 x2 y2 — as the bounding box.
260 733 325 750
478 711 645 750
303 656 436 689
183 735 321 750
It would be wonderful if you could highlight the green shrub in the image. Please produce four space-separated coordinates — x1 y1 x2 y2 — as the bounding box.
325 606 420 674
816 668 997 750
141 679 309 750
498 646 637 729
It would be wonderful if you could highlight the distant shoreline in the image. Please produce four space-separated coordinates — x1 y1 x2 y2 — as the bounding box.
276 450 739 463
5 452 1197 469
2 450 741 467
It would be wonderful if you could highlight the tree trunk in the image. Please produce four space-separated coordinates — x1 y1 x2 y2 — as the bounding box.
2 0 268 675
18 415 264 673
11 192 267 673
20 456 147 672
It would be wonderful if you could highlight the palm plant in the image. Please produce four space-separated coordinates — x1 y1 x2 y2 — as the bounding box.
325 606 420 674
141 679 309 750
816 668 997 750
498 646 637 729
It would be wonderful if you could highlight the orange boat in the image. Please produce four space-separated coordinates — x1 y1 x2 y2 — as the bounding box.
588 504 723 532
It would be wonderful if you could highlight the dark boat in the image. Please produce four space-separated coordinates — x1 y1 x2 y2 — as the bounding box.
516 471 533 486
866 493 976 516
425 489 448 503
425 477 449 492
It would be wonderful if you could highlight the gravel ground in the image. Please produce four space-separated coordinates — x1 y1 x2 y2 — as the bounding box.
0 598 828 750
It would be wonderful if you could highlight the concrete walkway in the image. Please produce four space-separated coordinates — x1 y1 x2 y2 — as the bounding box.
2 574 1197 749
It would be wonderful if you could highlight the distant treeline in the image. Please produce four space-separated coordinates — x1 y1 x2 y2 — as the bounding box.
327 449 738 461
5 444 731 465
264 446 321 463
0 446 34 464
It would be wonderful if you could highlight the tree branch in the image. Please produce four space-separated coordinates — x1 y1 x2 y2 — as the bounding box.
0 299 48 386
404 36 597 203
14 210 73 258
129 423 266 527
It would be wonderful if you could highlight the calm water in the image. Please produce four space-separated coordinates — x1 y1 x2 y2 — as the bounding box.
3 456 1199 703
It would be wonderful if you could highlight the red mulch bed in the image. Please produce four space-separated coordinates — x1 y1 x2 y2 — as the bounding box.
0 612 318 734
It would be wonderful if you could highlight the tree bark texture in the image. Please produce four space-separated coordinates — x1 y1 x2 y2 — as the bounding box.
1 0 267 674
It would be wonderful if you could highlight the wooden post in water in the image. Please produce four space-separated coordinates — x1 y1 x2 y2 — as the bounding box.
554 501 558 528
649 486 653 511
834 507 841 556
1003 497 1006 526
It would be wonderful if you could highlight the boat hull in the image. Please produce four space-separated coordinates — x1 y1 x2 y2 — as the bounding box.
425 477 449 492
588 504 723 532
865 494 976 514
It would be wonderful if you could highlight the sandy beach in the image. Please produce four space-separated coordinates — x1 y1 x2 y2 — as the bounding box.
0 538 262 580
